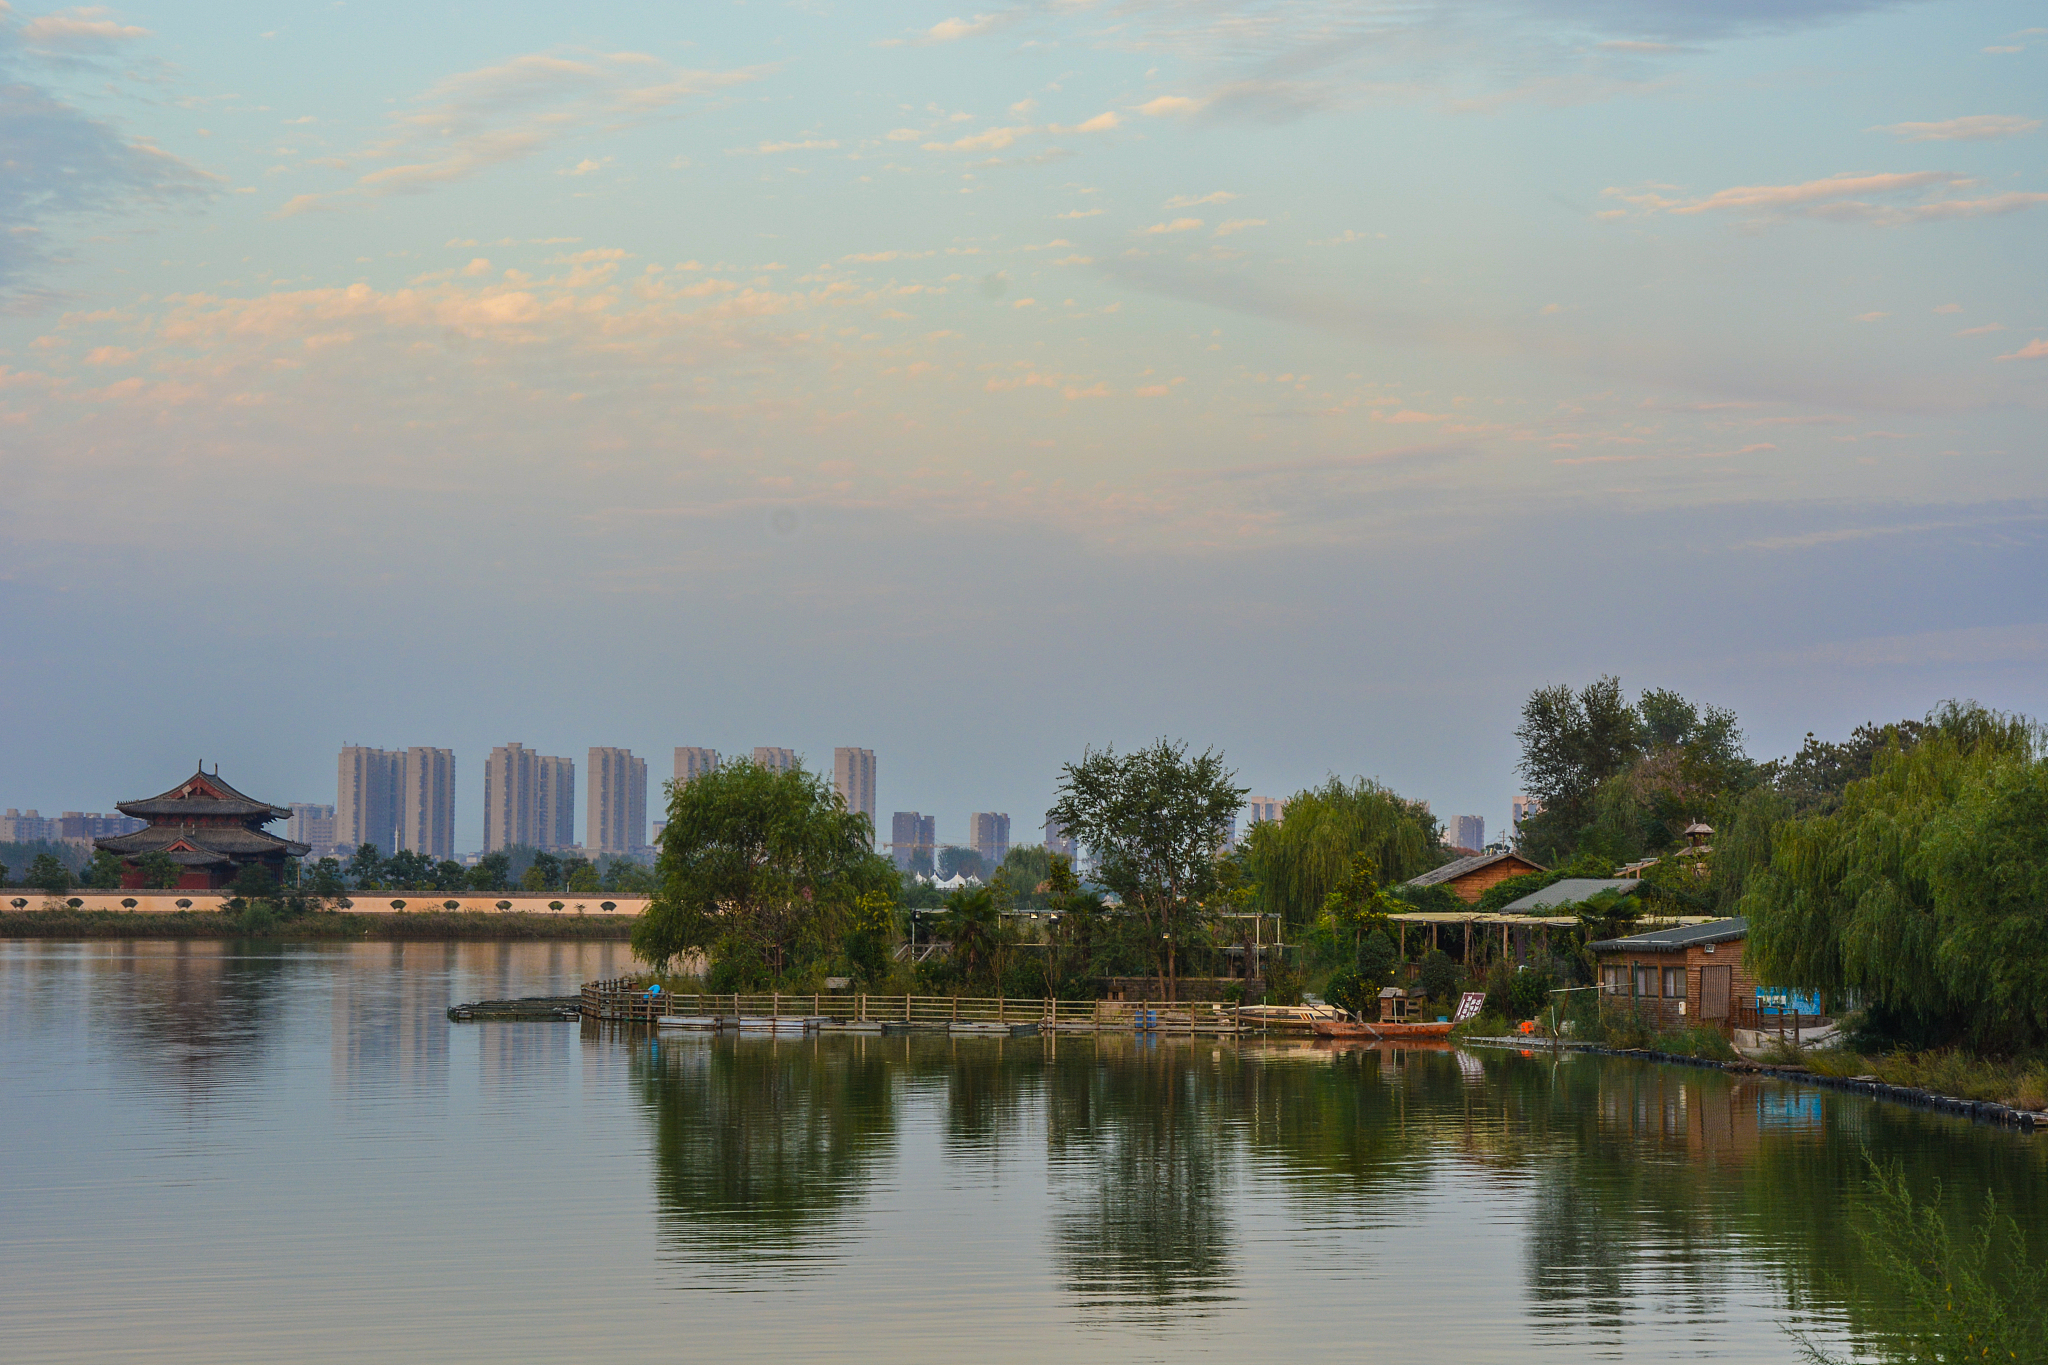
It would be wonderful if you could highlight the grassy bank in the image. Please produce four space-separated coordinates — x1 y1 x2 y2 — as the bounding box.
0 909 636 942
1787 1045 2048 1110
1453 1004 1739 1061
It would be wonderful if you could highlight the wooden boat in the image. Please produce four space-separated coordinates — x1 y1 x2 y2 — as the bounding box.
1310 1017 1455 1039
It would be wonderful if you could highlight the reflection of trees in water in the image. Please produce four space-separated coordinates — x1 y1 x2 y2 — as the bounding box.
901 1036 1046 1160
91 942 293 1110
1045 1041 1236 1324
1503 1051 2048 1350
637 1035 897 1283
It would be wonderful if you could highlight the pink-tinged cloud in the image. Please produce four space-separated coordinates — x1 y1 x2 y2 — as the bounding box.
1995 338 2048 361
1869 115 2040 142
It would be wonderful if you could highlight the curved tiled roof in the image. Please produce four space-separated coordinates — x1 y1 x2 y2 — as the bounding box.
96 825 309 858
115 767 289 823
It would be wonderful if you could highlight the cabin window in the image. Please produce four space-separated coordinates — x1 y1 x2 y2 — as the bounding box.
1601 965 1627 996
1633 965 1658 998
1664 967 1686 998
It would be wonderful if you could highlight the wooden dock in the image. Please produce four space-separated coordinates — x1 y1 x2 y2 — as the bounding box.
446 995 583 1022
577 980 1253 1035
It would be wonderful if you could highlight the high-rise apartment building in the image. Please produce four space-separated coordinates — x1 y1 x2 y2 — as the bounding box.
833 747 876 842
1043 810 1076 860
1243 795 1287 828
484 743 576 852
337 745 403 856
674 747 719 787
1510 794 1541 845
399 747 457 860
587 747 648 856
288 803 337 857
538 754 575 851
1453 814 1485 853
969 812 1011 868
752 747 797 773
890 811 936 872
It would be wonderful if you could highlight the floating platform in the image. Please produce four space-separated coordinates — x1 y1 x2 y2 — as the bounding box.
447 996 583 1022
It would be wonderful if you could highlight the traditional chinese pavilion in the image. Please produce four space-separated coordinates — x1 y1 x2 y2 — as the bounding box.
95 765 309 890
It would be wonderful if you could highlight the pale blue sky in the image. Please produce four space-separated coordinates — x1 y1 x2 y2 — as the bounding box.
2 1 2043 850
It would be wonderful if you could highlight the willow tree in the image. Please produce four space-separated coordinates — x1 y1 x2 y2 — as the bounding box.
1742 703 2042 1048
1239 777 1441 934
633 759 892 985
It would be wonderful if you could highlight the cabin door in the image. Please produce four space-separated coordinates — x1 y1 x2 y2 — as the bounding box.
1700 965 1731 1020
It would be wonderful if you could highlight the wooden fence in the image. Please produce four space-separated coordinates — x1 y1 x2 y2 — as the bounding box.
579 979 1249 1034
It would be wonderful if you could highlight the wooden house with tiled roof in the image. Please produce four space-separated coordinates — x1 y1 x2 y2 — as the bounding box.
95 766 308 890
1404 849 1546 904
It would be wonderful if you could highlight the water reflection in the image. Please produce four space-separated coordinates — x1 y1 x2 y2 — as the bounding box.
86 941 294 1111
635 1033 898 1285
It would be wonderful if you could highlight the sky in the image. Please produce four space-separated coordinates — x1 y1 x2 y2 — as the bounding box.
1 0 2044 853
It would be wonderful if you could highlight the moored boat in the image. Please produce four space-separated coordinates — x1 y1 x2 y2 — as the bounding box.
1310 1017 1455 1039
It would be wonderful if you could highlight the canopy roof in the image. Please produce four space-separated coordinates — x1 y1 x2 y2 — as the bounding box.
1497 877 1642 913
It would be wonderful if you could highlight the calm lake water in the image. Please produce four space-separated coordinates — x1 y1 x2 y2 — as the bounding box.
3 940 2043 1364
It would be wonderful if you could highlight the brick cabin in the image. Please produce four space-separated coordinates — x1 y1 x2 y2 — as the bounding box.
1588 917 1757 1030
1405 849 1547 905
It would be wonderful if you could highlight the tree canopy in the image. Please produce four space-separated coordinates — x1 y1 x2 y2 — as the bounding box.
1237 776 1440 932
1047 738 1247 1000
1741 702 2047 1050
633 758 893 985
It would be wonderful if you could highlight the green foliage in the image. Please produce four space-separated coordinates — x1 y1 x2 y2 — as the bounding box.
566 860 601 893
632 757 887 982
1742 702 2043 1049
1475 868 1566 913
994 844 1052 908
938 884 1017 993
1481 963 1555 1022
1238 775 1440 934
347 843 384 888
1316 852 1397 950
1798 1159 2048 1365
1417 949 1460 1002
466 851 512 892
1515 676 1754 864
938 846 988 880
28 852 72 896
1389 881 1463 915
80 849 126 888
1048 738 1248 996
1357 928 1397 986
1324 970 1376 1016
229 861 276 901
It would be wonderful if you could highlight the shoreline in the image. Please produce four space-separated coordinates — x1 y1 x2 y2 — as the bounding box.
1458 1033 2046 1132
0 909 636 942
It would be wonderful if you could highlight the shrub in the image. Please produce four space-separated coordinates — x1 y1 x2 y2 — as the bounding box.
1482 962 1556 1021
1325 970 1375 1016
1418 948 1461 1001
496 900 511 911
1266 960 1306 1006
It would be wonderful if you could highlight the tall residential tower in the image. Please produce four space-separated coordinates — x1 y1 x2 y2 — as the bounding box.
587 747 648 856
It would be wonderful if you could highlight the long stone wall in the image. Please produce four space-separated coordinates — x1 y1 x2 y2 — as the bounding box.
0 889 649 916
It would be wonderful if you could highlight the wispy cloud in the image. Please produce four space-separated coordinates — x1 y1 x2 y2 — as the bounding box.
1996 338 2048 361
279 51 766 215
732 138 840 155
1214 218 1266 236
1138 217 1204 235
1166 191 1236 208
1869 115 2040 142
1606 171 2048 225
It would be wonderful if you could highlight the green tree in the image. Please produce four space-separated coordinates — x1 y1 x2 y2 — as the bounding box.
1742 702 2038 1047
938 884 1015 993
1238 776 1440 934
1048 739 1248 1001
347 843 384 889
80 849 125 888
566 860 601 894
937 846 987 880
229 861 276 902
520 850 562 892
633 758 885 980
466 851 511 892
305 857 346 897
383 848 436 889
28 853 72 897
136 850 181 890
1316 852 1397 956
